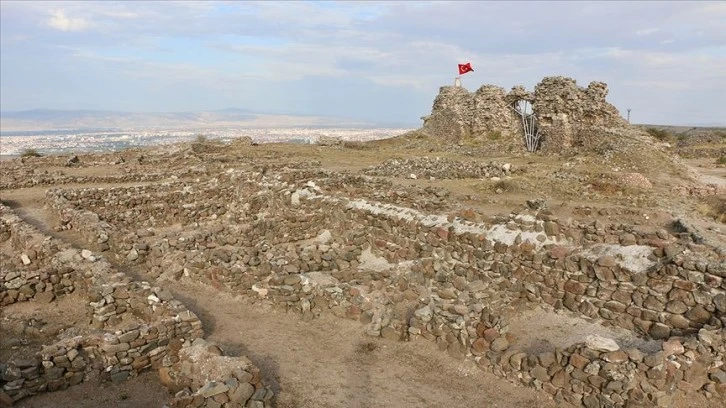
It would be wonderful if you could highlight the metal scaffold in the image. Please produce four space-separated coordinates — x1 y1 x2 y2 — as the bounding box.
513 100 541 152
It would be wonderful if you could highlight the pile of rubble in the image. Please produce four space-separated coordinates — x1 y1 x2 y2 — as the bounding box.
163 339 270 408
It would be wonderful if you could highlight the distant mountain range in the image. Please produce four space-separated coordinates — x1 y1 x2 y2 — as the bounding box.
0 108 399 132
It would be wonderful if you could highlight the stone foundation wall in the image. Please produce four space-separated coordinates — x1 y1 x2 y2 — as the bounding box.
2 337 89 400
521 249 726 339
0 209 80 306
0 171 168 190
0 204 272 406
362 157 515 180
42 171 726 406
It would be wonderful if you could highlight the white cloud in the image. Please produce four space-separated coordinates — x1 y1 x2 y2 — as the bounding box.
47 9 90 32
367 75 429 89
635 28 660 36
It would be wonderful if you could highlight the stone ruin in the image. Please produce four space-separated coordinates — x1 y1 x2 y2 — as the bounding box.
420 76 628 152
1 147 725 408
2 158 724 407
0 203 274 408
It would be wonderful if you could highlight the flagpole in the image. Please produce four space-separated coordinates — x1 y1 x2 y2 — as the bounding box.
456 62 473 87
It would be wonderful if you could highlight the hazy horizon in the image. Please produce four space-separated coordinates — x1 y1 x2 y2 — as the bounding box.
2 1 725 126
1 107 724 131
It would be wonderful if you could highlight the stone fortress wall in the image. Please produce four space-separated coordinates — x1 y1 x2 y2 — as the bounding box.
38 167 726 407
421 76 628 152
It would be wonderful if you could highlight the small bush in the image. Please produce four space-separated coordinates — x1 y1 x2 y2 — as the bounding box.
645 128 674 142
356 341 379 354
491 179 518 193
195 134 208 143
342 141 373 150
717 156 726 165
20 148 42 157
697 196 726 223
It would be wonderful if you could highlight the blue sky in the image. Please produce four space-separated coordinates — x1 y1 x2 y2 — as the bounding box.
1 1 725 125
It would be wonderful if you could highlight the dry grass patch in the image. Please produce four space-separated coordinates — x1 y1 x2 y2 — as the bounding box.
473 178 522 195
697 196 726 223
356 341 380 354
342 141 375 150
20 148 42 157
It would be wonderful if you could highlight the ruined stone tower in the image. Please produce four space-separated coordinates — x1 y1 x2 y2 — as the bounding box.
420 76 628 152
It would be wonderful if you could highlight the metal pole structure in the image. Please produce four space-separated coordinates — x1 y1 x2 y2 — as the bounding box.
511 100 541 152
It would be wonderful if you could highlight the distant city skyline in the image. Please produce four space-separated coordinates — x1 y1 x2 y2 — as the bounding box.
1 1 725 126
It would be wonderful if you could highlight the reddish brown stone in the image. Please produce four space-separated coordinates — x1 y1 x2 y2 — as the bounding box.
662 339 684 356
482 328 500 343
436 227 449 240
550 245 569 259
471 338 490 355
564 280 587 295
552 369 569 388
475 322 489 338
346 305 361 320
569 353 589 370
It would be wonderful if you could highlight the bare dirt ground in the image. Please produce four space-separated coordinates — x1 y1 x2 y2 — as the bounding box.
685 158 726 187
2 129 724 407
11 371 170 408
171 282 562 408
0 291 88 362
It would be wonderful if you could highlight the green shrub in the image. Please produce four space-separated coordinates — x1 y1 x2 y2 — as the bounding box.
717 156 726 165
20 148 42 157
195 134 208 143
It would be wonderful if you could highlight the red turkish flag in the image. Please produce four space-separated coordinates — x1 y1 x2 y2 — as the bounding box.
458 62 474 75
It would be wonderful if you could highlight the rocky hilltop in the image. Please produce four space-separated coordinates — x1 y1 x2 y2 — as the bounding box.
421 76 628 152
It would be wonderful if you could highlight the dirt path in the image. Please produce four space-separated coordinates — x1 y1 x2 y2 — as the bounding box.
684 159 725 187
3 187 567 408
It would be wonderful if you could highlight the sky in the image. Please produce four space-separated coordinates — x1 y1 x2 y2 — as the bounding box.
1 1 725 126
